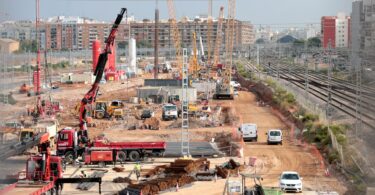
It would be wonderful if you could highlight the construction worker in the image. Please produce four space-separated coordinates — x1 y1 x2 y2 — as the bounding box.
80 171 87 178
134 162 141 180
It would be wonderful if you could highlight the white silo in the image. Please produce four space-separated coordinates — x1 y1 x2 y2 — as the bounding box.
128 38 137 74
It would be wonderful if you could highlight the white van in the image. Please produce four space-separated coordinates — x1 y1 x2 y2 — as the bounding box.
266 129 283 145
239 123 257 142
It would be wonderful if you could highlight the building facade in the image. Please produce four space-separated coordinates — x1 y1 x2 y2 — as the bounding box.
351 0 375 69
0 16 255 51
0 38 19 53
362 0 375 65
321 13 351 48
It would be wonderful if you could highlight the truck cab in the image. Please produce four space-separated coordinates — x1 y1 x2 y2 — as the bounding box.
239 123 258 142
24 155 63 181
162 104 178 120
56 127 80 164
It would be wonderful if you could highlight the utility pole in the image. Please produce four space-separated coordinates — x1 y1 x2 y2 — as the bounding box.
355 60 362 139
304 54 309 99
326 43 332 126
181 48 190 157
256 44 260 65
154 0 159 79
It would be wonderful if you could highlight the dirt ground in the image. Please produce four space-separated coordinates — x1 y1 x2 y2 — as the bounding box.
0 74 349 194
234 91 347 194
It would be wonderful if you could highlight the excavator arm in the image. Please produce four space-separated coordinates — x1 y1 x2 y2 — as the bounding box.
78 8 127 140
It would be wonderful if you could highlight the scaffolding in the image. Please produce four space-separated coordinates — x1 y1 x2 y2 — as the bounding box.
181 48 190 157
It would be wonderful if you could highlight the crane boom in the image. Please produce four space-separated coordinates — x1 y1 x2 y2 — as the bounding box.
213 0 235 100
167 0 182 78
191 32 198 78
213 6 225 67
223 0 236 89
207 0 213 65
78 8 127 139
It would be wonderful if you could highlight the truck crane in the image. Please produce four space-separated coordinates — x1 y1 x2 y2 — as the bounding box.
78 8 127 142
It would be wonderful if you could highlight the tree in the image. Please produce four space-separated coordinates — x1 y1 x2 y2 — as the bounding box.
293 39 306 47
307 37 321 48
17 40 37 53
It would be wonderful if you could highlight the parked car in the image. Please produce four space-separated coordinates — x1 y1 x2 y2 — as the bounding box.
230 81 241 88
234 88 239 96
238 123 257 142
266 129 283 145
279 171 303 193
141 109 154 119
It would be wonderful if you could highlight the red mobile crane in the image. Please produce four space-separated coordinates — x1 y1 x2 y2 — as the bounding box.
0 9 128 194
78 8 127 141
56 8 166 164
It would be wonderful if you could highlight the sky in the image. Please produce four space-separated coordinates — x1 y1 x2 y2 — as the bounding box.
0 0 353 25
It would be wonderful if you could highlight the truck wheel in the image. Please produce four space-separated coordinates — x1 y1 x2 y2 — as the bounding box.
65 151 74 164
117 151 127 162
128 151 140 162
96 112 104 119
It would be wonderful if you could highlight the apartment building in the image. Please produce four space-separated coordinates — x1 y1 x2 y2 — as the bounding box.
321 13 351 48
0 16 255 51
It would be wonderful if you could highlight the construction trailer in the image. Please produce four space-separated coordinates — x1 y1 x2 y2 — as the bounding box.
137 86 197 103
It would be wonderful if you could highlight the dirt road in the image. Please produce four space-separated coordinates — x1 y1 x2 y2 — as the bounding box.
235 91 347 194
159 91 348 195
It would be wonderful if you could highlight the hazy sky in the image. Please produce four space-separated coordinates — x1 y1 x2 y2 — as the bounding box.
0 0 352 25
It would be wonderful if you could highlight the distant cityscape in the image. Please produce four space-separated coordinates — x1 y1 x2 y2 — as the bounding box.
0 0 374 69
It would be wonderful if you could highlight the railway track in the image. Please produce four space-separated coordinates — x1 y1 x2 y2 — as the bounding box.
241 60 375 129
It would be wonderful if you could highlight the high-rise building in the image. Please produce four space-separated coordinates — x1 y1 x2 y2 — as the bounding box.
350 0 375 70
362 0 375 66
321 13 351 48
351 0 363 68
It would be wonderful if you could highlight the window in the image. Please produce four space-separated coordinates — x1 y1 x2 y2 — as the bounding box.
59 133 69 141
270 131 281 136
282 174 299 180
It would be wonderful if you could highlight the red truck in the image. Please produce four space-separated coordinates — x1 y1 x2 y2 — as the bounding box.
57 127 166 164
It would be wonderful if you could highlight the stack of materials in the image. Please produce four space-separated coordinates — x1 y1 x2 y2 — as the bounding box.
215 159 243 179
120 158 209 195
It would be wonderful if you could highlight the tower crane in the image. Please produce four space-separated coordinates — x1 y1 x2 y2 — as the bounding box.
167 0 183 79
213 0 236 99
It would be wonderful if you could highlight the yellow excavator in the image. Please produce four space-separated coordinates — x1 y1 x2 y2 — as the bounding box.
93 100 125 119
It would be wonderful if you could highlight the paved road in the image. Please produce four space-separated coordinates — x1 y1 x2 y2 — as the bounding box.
165 142 223 157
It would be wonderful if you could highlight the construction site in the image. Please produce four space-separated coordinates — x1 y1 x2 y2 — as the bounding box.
1 0 375 195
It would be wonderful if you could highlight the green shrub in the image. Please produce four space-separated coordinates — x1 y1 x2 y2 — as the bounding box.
328 150 340 163
302 113 319 123
284 93 296 104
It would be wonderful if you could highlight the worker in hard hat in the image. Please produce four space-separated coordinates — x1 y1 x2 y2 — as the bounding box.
134 162 141 181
